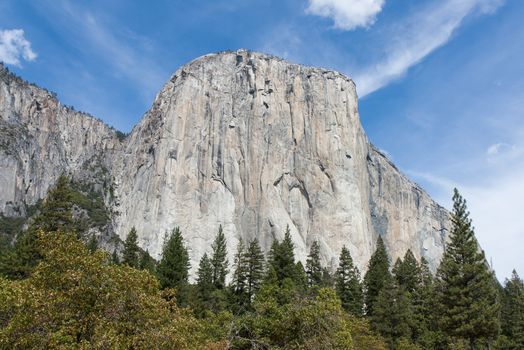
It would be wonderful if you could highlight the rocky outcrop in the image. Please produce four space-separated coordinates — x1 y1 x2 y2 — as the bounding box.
111 50 449 273
0 51 449 274
0 64 121 218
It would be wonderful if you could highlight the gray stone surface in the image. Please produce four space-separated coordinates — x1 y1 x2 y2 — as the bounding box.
0 65 120 216
0 51 450 276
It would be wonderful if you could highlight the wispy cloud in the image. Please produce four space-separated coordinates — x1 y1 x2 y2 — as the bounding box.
354 0 505 96
0 29 37 67
486 142 521 158
306 0 385 30
260 25 304 62
38 0 167 103
80 13 165 97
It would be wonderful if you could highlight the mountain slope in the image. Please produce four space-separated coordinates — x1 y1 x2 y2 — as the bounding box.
0 51 449 273
0 64 121 216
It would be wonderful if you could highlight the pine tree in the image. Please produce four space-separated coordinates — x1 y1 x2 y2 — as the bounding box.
266 225 298 286
419 256 433 288
33 174 74 233
266 239 280 284
139 249 156 274
156 227 190 290
500 270 524 349
321 267 334 288
435 189 500 349
280 226 298 281
0 230 40 279
0 175 75 279
211 225 228 290
294 261 308 291
246 238 265 302
364 236 391 317
412 256 436 346
335 245 363 316
122 227 140 268
372 276 414 348
306 240 323 288
196 253 214 313
232 239 249 309
392 250 421 294
393 250 436 346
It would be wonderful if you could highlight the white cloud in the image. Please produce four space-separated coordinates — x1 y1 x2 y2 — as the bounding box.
0 29 37 66
486 142 521 157
487 142 508 156
260 25 303 61
354 0 505 97
81 13 165 95
306 0 385 30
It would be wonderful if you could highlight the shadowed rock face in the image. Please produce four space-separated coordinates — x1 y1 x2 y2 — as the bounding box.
0 51 449 275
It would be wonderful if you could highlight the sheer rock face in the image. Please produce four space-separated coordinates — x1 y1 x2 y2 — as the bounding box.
112 51 449 273
0 65 120 217
0 51 449 274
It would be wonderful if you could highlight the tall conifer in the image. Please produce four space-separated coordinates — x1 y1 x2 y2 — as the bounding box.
196 253 214 313
436 189 499 349
393 250 420 294
232 239 248 308
139 249 156 274
266 225 301 287
412 256 435 346
372 276 414 348
335 245 363 316
500 270 524 349
280 226 297 281
246 238 265 302
34 175 74 233
0 175 75 279
363 236 391 317
393 250 435 345
157 227 190 290
306 240 323 288
122 227 140 268
211 225 228 290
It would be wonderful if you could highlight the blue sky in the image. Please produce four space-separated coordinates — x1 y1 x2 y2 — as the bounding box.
1 0 523 280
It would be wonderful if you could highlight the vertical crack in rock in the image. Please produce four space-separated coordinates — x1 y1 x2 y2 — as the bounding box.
0 52 450 275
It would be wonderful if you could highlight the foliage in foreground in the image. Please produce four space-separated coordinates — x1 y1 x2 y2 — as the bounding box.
230 283 385 350
0 231 221 350
0 230 386 350
1 176 523 350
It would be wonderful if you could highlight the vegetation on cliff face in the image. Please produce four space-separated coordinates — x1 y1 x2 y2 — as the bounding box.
0 177 522 350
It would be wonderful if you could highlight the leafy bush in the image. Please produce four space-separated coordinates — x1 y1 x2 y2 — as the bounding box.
229 283 385 350
0 231 221 349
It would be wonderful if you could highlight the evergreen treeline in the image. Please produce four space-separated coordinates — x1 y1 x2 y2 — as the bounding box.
0 177 523 349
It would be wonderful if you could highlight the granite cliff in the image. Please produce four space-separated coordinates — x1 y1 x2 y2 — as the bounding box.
0 50 449 274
